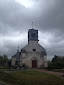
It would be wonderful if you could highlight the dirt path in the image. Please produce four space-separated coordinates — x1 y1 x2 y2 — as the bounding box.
0 83 5 85
0 82 6 85
31 69 64 77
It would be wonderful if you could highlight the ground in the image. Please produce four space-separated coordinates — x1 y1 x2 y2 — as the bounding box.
0 69 64 85
31 69 64 77
0 83 5 85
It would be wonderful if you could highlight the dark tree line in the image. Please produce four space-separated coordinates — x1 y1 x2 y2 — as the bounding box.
0 55 11 67
48 55 64 69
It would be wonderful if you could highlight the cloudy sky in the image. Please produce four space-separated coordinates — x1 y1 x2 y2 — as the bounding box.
0 0 64 60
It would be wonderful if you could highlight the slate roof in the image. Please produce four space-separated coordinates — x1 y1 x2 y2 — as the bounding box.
12 52 21 61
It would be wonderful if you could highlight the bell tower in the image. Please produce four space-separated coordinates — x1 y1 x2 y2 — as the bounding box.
28 29 38 44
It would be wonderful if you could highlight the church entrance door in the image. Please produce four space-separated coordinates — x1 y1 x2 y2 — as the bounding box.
32 60 37 68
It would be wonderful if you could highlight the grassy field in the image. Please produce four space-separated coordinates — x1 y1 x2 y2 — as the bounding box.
53 69 64 73
0 70 64 85
0 66 10 69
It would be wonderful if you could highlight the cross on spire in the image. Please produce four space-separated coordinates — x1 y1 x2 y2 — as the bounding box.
32 22 34 29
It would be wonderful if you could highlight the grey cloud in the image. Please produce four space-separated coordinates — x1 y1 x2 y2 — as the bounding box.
34 0 64 32
0 0 64 59
0 0 32 34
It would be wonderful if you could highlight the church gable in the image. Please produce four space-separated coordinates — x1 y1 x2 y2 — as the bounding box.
21 43 46 53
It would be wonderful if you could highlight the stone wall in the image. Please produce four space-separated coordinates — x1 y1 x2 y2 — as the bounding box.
20 51 47 68
11 41 47 68
11 57 16 66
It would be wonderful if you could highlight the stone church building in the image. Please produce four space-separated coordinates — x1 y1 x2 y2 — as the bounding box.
11 29 47 68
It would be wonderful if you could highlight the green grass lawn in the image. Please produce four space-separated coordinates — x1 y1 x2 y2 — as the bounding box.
53 69 64 73
0 70 64 85
0 66 10 69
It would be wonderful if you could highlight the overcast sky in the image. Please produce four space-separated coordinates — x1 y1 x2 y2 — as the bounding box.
0 0 64 60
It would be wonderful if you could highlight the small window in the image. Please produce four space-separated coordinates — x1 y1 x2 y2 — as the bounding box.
33 49 36 52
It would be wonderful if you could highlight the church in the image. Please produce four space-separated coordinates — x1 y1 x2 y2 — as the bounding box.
11 28 48 69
